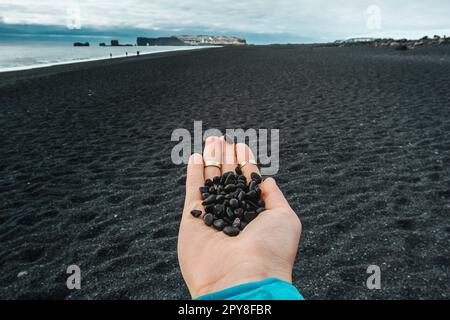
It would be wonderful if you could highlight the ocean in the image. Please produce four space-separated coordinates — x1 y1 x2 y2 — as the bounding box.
0 43 210 72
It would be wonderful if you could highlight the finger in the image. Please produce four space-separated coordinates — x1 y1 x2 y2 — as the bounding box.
184 153 204 211
203 136 222 181
235 143 260 182
220 136 237 174
260 177 291 210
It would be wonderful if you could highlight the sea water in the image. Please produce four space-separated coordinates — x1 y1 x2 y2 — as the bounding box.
0 43 211 72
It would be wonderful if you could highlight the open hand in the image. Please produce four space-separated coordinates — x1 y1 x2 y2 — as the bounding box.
178 136 302 298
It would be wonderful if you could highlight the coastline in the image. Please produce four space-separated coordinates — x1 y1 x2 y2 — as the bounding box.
0 46 220 89
0 45 217 74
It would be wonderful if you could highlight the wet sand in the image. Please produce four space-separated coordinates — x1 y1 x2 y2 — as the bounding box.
0 45 449 299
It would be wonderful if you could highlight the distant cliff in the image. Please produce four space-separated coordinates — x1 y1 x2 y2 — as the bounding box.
137 35 247 46
137 36 186 46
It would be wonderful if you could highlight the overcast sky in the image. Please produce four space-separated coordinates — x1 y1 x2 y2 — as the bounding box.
0 0 449 43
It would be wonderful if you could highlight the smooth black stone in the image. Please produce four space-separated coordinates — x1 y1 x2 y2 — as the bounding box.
232 218 241 228
203 213 214 226
251 172 262 183
216 195 225 203
199 186 208 193
202 194 217 205
235 165 242 175
223 226 240 237
226 207 235 220
247 190 257 199
246 200 259 209
239 221 248 230
223 216 232 225
213 176 221 185
236 182 246 190
214 204 224 215
255 186 261 195
202 193 209 200
224 184 237 193
234 208 244 219
256 207 265 214
205 204 215 213
243 211 257 222
224 194 232 200
217 186 224 193
213 219 226 231
224 174 236 186
208 186 217 194
205 179 214 187
229 198 239 209
257 199 265 207
190 210 202 218
249 180 257 191
237 191 246 201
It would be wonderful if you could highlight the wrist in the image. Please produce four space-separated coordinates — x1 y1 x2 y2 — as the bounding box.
191 261 292 298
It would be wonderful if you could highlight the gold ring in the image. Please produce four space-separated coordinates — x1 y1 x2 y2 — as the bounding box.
204 160 221 168
240 159 257 168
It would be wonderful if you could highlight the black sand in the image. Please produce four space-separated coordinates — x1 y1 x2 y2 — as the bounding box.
0 45 449 299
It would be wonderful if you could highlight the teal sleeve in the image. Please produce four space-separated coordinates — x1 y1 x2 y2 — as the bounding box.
195 278 304 300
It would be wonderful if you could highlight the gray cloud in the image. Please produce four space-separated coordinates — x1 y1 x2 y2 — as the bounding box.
0 0 449 42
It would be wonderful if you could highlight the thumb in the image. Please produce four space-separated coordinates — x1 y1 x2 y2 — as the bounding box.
260 177 291 210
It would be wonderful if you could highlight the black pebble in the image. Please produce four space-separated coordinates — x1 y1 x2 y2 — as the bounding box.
209 186 217 194
237 191 246 201
216 195 225 203
251 172 262 184
234 208 244 219
223 226 240 237
213 219 226 231
235 165 242 175
203 213 214 226
202 194 216 205
247 190 257 199
224 184 237 193
224 173 236 186
190 210 202 218
205 204 215 213
239 221 248 230
205 179 214 187
229 198 239 209
244 211 257 222
213 176 221 184
214 204 224 216
226 207 235 220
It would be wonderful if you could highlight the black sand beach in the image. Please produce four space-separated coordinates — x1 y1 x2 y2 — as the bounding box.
0 45 449 299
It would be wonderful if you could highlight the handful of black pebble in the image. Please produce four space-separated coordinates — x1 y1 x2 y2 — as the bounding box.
190 165 265 237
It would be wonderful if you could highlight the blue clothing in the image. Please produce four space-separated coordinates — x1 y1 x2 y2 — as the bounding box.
195 278 304 300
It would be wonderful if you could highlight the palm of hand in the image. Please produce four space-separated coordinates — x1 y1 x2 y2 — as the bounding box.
178 138 301 298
